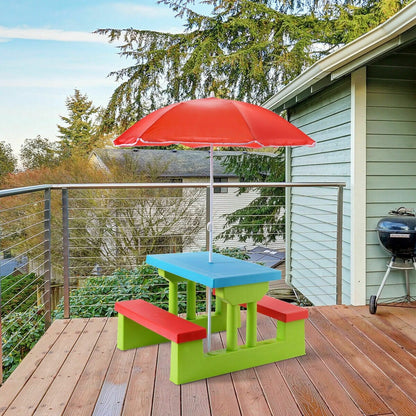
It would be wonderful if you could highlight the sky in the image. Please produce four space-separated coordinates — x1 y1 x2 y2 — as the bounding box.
0 0 189 156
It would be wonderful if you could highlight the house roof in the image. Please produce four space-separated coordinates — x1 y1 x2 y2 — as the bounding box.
264 0 416 112
0 256 28 277
247 246 285 268
91 148 275 178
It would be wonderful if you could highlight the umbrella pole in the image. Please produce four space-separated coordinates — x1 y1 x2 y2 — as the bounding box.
207 144 214 351
209 144 214 263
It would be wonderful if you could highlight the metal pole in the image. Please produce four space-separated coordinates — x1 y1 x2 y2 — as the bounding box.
62 189 70 319
205 187 210 251
209 145 214 263
0 204 2 385
336 185 344 305
43 189 52 328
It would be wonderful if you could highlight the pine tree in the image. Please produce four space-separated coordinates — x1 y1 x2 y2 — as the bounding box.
96 0 410 134
57 89 100 159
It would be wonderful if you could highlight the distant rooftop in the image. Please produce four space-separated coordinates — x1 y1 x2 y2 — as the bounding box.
92 148 276 178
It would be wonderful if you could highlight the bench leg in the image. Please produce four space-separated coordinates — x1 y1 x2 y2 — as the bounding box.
117 314 168 350
276 319 306 356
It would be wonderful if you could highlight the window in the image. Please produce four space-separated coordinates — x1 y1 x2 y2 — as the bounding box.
214 177 228 193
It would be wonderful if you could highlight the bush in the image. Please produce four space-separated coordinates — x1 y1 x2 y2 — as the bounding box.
53 264 207 319
1 273 39 315
2 307 45 380
53 248 250 318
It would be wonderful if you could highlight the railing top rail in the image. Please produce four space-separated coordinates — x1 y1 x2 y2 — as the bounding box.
0 181 346 198
0 184 52 198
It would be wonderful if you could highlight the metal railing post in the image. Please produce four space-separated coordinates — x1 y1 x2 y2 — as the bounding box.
0 229 2 385
43 188 52 328
336 185 344 305
62 189 70 318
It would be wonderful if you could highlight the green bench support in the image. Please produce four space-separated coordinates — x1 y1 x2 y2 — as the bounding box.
116 296 308 385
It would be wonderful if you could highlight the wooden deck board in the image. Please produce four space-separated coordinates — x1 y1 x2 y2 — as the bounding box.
34 318 107 416
63 318 117 416
2 304 416 416
3 319 89 416
0 319 70 415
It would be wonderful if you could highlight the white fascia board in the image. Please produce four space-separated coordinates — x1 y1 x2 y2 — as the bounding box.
264 0 416 111
350 67 367 306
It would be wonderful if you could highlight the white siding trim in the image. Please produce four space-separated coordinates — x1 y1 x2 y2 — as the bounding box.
285 147 292 285
350 67 367 305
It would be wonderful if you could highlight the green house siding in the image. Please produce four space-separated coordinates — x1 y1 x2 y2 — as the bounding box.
288 78 351 306
366 43 416 302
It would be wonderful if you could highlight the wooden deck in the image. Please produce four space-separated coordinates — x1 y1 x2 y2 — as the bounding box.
1 304 416 416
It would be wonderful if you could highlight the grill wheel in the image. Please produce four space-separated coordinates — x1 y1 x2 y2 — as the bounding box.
369 295 377 314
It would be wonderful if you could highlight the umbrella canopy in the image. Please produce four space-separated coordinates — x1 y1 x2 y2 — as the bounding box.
113 97 315 148
114 97 315 263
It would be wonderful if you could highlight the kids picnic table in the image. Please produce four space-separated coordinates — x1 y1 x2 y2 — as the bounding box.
115 252 308 384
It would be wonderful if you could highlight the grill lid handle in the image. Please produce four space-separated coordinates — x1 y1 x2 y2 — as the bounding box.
388 207 415 217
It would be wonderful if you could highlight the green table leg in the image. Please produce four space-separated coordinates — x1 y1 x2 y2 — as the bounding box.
169 281 178 315
226 304 240 351
246 301 257 347
187 280 196 320
216 282 268 351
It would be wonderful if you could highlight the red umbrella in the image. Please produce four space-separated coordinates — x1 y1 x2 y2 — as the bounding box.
114 97 314 263
114 97 314 350
114 97 315 148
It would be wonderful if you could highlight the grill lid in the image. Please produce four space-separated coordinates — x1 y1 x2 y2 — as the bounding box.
377 216 416 233
376 207 416 258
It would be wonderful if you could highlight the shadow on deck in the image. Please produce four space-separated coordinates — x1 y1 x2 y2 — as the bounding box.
1 304 416 416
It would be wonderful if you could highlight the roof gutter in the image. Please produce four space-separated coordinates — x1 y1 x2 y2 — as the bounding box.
263 0 416 111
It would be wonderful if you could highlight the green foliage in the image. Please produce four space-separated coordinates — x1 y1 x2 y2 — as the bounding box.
20 136 62 170
1 273 45 380
57 89 101 159
96 0 411 135
54 248 250 318
2 307 45 380
218 150 286 243
214 246 250 260
320 0 412 45
1 273 39 316
53 264 207 318
0 140 17 180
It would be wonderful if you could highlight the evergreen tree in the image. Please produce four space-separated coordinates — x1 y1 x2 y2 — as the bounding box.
57 89 101 159
96 0 410 134
217 149 286 244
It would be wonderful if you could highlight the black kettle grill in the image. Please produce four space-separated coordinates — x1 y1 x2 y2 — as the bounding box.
370 207 416 314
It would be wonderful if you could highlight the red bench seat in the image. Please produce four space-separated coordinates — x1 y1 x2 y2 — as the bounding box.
255 295 308 322
115 299 206 344
239 295 308 322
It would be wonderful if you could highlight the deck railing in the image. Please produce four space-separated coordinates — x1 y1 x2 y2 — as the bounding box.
0 181 344 382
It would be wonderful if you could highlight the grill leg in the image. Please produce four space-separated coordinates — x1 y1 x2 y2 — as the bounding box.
376 257 395 301
405 268 410 301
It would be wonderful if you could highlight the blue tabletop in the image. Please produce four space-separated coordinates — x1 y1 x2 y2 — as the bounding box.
146 252 281 288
